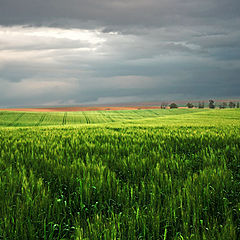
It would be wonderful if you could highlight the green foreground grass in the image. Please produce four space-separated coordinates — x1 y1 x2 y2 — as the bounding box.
0 109 240 239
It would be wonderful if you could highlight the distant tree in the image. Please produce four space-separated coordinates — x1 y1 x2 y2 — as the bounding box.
229 101 236 108
219 102 227 109
160 103 167 109
209 99 215 109
186 102 194 108
198 102 204 109
169 103 178 109
237 102 240 108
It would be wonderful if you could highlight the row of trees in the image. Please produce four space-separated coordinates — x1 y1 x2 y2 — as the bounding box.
160 100 240 109
219 101 240 109
207 100 240 109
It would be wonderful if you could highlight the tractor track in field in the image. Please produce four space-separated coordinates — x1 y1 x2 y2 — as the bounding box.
62 112 67 125
82 112 90 124
8 113 25 126
36 114 47 126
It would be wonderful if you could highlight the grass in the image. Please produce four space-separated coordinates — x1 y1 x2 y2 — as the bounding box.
0 109 203 127
0 109 239 239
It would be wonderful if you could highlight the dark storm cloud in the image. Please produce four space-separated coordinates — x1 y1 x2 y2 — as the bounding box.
0 0 240 107
0 0 240 28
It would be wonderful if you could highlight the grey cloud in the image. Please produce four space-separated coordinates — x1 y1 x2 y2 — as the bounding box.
0 0 240 29
0 0 240 107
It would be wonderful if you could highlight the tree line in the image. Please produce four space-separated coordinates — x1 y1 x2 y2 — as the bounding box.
160 100 240 109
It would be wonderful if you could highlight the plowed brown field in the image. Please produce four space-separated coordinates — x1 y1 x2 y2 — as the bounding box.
0 106 167 112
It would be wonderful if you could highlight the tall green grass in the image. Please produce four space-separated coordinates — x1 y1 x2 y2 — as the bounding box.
0 109 239 239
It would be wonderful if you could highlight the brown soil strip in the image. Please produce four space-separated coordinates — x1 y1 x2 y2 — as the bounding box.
0 106 190 112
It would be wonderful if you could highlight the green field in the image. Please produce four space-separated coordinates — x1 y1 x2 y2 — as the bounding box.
0 109 203 127
0 109 239 239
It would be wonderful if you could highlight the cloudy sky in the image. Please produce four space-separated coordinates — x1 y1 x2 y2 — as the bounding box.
0 0 240 107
